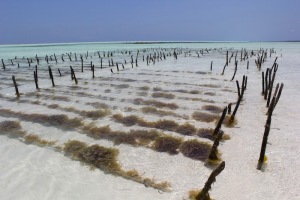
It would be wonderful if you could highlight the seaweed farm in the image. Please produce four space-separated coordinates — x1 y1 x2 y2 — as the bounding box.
0 42 299 200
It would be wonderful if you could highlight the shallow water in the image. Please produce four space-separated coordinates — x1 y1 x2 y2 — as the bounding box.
0 42 299 200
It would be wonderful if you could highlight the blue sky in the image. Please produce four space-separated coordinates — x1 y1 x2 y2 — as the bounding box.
0 0 299 44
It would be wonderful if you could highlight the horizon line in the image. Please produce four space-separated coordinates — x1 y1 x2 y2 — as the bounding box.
0 40 299 47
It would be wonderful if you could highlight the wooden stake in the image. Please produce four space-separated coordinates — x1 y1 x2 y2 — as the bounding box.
58 69 62 77
231 61 238 81
236 80 241 97
209 130 224 160
2 59 5 69
48 66 55 87
228 103 232 114
70 66 78 84
264 68 269 100
92 65 95 78
262 71 265 95
12 75 19 96
34 71 39 90
257 97 275 170
213 107 227 136
196 161 225 200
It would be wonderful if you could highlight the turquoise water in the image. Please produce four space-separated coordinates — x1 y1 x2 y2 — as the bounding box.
1 41 300 200
1 42 299 60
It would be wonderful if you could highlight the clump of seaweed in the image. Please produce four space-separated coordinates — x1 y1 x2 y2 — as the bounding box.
192 111 219 123
141 106 176 116
81 109 111 119
47 104 59 109
0 109 83 129
63 140 171 192
64 140 120 172
202 105 223 114
197 128 215 141
0 120 22 132
81 123 112 139
188 189 212 200
0 120 25 137
152 92 175 99
115 84 130 89
24 134 56 147
176 123 197 135
222 116 237 127
153 87 163 91
190 90 201 94
136 91 148 97
86 102 109 109
112 114 140 126
179 139 211 161
139 86 150 91
152 135 183 155
133 98 179 110
153 119 179 131
204 92 216 96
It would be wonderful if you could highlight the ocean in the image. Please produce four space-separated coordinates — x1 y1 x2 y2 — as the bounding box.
0 42 299 200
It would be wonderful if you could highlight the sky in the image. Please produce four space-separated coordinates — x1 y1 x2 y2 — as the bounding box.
0 0 299 44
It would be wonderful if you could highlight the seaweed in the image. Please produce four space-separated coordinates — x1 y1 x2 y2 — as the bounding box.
197 128 215 141
112 114 140 126
0 120 25 137
152 92 175 99
0 109 83 129
139 86 150 91
176 123 197 135
152 136 183 155
63 140 171 192
141 106 176 116
192 111 219 123
24 134 56 147
179 139 211 161
202 105 223 114
133 98 179 110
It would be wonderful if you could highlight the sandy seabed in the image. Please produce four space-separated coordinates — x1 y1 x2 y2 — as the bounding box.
0 45 299 200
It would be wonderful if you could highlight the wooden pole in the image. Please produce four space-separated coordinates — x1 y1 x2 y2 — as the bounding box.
12 75 20 96
274 83 284 109
196 161 225 200
257 97 275 170
231 61 238 81
70 66 78 84
48 66 55 87
264 68 269 100
34 71 39 90
92 65 95 78
2 59 5 69
236 80 241 97
262 71 265 95
213 107 227 136
209 131 224 160
228 103 232 114
58 69 62 77
54 54 57 64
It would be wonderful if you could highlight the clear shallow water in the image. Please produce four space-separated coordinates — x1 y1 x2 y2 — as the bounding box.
1 41 300 60
0 42 300 200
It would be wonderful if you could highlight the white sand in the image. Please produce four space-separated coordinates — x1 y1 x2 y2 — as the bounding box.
0 45 299 200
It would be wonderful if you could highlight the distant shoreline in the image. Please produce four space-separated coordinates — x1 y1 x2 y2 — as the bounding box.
0 40 299 47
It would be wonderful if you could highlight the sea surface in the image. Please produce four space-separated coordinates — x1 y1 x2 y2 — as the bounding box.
0 41 300 200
